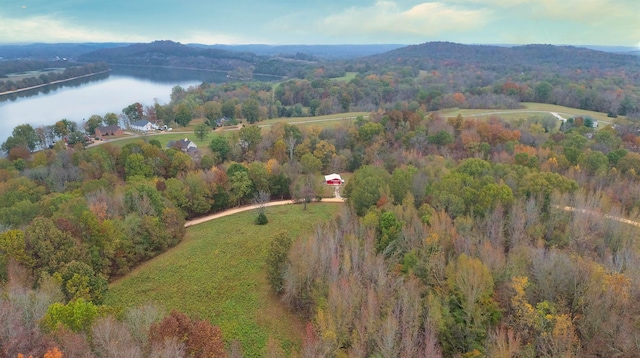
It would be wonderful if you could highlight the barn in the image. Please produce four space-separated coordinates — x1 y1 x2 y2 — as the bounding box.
324 173 344 185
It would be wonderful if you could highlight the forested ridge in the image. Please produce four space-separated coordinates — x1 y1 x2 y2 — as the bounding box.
3 41 640 356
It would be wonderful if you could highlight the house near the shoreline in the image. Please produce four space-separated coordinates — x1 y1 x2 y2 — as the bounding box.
129 120 157 132
94 125 123 138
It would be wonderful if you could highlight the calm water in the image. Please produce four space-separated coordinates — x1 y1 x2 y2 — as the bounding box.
0 65 266 144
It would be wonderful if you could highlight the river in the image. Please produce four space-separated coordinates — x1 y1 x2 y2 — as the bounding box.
0 65 273 145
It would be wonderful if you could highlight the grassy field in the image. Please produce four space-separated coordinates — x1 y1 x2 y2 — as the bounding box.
105 203 341 357
259 112 368 131
440 102 625 126
97 130 230 150
93 112 368 150
331 72 357 82
94 102 619 153
1 68 65 83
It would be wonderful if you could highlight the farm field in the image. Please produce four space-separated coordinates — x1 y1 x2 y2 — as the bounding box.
91 112 369 149
440 102 626 125
93 103 616 152
0 68 65 82
104 202 342 357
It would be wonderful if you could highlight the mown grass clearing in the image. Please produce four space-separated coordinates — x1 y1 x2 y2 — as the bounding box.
258 112 369 128
440 102 624 125
330 72 357 82
105 203 341 357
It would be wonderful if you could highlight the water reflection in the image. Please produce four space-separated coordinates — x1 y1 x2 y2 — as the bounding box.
0 72 111 102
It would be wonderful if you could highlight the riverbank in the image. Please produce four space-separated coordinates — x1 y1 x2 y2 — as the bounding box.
0 70 111 96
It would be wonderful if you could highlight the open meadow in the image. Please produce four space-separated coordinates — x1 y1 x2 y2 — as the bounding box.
105 202 342 357
440 102 626 125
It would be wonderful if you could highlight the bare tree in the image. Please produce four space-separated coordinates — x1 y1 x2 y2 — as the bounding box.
286 134 297 161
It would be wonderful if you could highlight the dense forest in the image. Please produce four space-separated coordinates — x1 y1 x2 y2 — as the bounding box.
3 42 640 356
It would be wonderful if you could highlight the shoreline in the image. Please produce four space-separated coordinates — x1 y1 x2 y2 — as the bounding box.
0 70 111 96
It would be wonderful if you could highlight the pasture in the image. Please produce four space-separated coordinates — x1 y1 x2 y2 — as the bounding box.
105 203 342 357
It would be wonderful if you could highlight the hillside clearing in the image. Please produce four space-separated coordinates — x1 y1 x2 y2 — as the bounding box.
104 203 341 357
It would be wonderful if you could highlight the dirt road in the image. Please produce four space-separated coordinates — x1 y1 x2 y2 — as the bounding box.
184 197 345 227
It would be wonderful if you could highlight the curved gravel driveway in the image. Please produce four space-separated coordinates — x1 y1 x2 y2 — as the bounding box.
184 198 345 228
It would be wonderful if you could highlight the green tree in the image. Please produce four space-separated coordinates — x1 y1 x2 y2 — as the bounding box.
59 260 108 304
441 254 500 355
174 103 193 127
42 298 102 333
194 123 210 141
248 161 270 192
582 150 609 174
203 101 223 126
343 165 390 216
607 149 627 166
167 150 194 178
85 115 104 136
229 170 253 206
309 99 321 116
12 124 39 151
428 130 454 147
67 130 88 146
123 102 143 123
209 136 231 164
221 99 236 119
534 81 554 103
26 217 82 277
266 232 293 294
182 171 213 217
617 152 640 175
125 153 153 179
377 211 402 253
300 153 323 174
104 112 119 126
238 125 262 152
242 98 261 123
357 122 383 144
0 229 33 280
390 166 416 205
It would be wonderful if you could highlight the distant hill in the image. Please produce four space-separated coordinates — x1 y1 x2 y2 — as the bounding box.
365 42 640 84
76 40 313 78
0 42 129 60
193 44 406 59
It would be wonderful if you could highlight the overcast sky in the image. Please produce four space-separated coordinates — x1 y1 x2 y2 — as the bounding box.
1 0 638 47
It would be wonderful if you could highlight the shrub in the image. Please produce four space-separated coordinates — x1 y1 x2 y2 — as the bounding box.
255 212 268 225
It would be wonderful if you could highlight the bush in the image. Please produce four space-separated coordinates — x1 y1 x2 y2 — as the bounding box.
255 212 268 225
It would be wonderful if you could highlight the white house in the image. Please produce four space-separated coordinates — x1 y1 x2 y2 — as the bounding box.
129 120 157 132
168 138 198 153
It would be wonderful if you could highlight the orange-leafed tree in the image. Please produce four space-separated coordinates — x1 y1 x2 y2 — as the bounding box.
149 310 226 358
43 347 63 358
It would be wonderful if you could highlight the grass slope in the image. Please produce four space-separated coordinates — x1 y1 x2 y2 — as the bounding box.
440 102 624 125
105 203 340 357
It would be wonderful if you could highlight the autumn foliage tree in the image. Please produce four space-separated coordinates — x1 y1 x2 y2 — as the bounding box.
148 310 226 358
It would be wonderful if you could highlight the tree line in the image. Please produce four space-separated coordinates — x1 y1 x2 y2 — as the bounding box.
0 62 109 94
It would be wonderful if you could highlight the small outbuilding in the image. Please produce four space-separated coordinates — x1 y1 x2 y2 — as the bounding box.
324 173 344 185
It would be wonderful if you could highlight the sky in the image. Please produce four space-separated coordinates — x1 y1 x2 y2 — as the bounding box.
0 0 639 47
